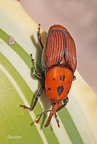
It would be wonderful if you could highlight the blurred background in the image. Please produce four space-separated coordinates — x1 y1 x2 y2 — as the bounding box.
20 0 97 90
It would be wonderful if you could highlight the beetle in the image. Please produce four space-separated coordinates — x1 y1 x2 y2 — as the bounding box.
20 24 77 127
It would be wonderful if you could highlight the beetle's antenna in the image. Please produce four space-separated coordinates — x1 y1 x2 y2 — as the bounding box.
37 24 44 49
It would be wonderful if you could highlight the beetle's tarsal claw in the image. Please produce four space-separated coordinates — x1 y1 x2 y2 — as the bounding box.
31 59 34 63
30 53 32 57
44 124 47 127
58 123 60 128
35 113 42 124
20 104 30 110
19 104 24 108
35 119 39 124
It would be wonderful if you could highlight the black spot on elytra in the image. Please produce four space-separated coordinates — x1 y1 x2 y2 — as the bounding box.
48 88 51 90
57 86 64 95
68 81 70 83
52 78 55 81
60 75 65 81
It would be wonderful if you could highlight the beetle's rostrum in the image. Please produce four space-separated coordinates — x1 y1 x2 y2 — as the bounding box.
20 24 77 128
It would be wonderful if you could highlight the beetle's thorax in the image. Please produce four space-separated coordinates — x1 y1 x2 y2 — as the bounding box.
45 66 73 103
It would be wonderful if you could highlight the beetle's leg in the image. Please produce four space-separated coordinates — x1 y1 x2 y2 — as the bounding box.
20 86 44 111
73 75 76 81
35 109 51 124
56 97 69 112
54 97 69 127
30 54 43 79
37 24 44 49
20 104 31 110
30 86 45 111
54 113 60 128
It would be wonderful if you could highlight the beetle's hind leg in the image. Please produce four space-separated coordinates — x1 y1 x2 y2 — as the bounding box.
35 109 51 124
63 97 69 105
56 97 69 112
20 86 44 111
73 75 76 81
30 54 43 79
37 24 44 49
54 113 60 128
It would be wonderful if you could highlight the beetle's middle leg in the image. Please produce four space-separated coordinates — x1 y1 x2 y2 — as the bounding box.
35 109 51 124
30 54 43 79
37 24 44 49
20 86 45 111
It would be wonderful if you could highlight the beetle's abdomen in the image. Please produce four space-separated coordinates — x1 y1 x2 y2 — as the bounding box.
45 67 73 102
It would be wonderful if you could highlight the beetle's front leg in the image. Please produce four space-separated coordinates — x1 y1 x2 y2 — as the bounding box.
30 54 43 79
20 86 45 111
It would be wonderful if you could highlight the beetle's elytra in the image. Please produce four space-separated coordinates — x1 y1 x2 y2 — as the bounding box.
20 24 77 127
